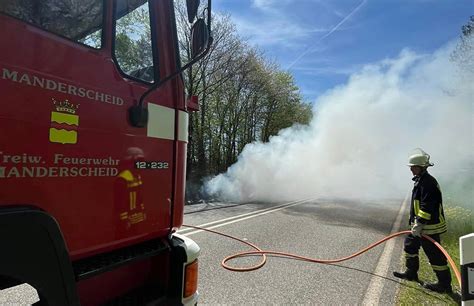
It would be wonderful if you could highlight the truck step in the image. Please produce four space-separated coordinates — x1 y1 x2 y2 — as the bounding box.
73 238 169 281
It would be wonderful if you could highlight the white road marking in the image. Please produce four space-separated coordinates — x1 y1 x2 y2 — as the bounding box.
362 193 410 305
179 198 314 236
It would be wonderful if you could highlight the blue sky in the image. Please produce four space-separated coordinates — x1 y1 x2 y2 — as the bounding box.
212 0 473 103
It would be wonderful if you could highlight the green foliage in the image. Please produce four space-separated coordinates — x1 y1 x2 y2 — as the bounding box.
451 15 474 73
440 172 474 212
173 5 313 187
114 3 153 75
444 206 473 240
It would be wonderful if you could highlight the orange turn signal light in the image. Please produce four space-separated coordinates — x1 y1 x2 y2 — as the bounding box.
184 259 198 298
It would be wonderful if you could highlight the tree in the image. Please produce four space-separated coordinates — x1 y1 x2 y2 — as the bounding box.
451 15 474 73
173 3 312 200
114 3 153 77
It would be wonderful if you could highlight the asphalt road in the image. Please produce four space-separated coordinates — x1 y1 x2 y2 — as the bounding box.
180 198 409 305
0 197 409 305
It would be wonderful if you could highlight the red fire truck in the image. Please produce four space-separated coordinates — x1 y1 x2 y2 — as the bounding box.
0 0 211 305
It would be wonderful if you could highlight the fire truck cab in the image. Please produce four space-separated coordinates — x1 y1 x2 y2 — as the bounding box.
0 0 210 305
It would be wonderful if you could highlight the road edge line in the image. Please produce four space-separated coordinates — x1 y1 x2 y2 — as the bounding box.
361 193 410 305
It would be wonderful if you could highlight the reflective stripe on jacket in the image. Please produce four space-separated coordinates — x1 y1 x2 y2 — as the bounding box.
410 171 447 235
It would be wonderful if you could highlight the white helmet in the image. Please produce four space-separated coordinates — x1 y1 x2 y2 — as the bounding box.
407 148 434 167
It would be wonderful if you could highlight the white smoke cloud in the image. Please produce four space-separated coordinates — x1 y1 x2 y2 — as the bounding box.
204 43 474 208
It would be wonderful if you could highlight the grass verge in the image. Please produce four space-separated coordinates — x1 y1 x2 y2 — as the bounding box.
396 205 473 305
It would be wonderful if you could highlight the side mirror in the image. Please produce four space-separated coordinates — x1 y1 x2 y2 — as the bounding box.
191 18 209 59
186 0 200 23
131 0 212 128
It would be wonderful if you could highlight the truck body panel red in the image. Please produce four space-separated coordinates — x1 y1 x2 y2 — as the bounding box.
0 0 203 304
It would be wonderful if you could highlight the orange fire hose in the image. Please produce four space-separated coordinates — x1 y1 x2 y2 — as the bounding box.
182 225 461 289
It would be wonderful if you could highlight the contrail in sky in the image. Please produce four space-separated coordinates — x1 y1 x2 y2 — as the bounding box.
286 0 368 70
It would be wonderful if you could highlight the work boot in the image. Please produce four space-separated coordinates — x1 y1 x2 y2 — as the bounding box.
423 282 452 294
393 270 419 281
424 269 452 293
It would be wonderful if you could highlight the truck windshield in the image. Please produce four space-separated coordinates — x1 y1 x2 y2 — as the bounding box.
0 0 103 48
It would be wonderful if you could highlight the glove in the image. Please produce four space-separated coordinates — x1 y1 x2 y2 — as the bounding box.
411 220 424 237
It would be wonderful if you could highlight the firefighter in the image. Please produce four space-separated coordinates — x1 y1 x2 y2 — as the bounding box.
114 147 146 237
393 149 451 293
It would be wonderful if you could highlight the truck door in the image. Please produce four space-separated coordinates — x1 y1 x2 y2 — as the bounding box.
0 0 177 258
